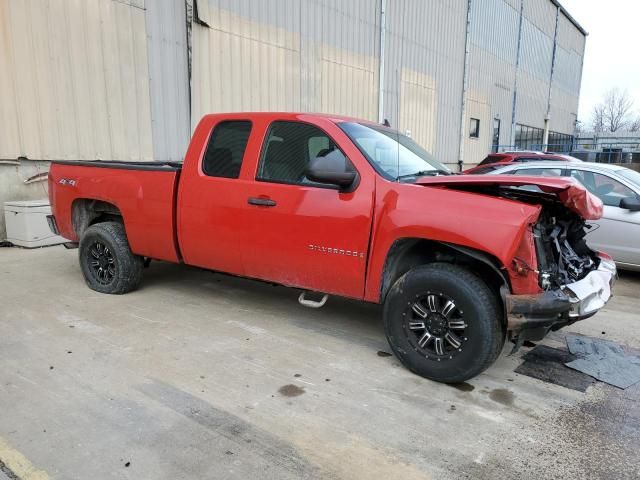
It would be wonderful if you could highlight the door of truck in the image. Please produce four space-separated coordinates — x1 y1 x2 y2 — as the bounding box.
242 119 375 299
178 118 257 275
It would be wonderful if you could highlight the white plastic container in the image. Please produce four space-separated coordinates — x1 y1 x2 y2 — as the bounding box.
4 200 66 248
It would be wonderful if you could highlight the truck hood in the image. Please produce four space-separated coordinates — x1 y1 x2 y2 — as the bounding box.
416 175 603 220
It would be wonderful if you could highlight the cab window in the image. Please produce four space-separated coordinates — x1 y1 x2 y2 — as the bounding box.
257 121 353 186
202 121 252 178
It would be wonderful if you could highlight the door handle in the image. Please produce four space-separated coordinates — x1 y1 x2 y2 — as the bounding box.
248 197 277 207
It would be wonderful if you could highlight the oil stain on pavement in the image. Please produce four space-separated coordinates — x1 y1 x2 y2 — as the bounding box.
278 384 305 397
488 389 514 406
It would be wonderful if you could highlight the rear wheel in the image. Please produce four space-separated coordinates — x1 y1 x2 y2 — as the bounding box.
79 222 143 294
383 263 504 383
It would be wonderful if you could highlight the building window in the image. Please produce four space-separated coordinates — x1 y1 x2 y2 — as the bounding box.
469 118 480 138
202 121 252 178
513 125 573 152
514 123 544 150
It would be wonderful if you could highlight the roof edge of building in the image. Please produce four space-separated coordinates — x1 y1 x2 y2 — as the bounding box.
551 0 588 36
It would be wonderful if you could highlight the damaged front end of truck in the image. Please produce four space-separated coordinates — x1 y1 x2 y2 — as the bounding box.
506 201 615 348
417 175 617 348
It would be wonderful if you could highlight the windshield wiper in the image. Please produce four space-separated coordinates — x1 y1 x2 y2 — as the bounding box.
396 169 451 180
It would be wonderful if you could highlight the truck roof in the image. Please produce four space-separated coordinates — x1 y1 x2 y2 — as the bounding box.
200 112 375 125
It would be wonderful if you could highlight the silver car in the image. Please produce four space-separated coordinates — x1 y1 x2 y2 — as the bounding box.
483 161 640 271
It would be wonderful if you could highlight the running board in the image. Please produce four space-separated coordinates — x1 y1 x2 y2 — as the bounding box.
298 291 329 308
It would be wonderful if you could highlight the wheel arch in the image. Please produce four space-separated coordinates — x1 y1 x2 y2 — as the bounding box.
379 238 511 304
72 198 124 239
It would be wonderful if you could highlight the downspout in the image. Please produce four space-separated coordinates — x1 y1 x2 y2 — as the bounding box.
457 0 472 172
377 0 387 123
542 118 550 148
543 5 560 149
185 0 194 128
510 0 524 147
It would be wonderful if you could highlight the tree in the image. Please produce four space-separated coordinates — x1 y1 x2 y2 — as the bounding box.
591 104 605 133
630 116 640 133
601 88 634 132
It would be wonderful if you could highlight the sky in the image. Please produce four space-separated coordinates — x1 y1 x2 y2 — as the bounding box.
559 0 640 124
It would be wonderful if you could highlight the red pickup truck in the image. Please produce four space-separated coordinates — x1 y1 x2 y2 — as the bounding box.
48 112 616 383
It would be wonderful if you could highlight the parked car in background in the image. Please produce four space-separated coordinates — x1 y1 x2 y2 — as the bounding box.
477 161 640 271
464 151 581 174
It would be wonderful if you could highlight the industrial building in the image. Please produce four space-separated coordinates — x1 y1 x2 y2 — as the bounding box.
0 0 586 239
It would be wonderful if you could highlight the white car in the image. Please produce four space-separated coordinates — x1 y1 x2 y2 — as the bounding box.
483 161 640 271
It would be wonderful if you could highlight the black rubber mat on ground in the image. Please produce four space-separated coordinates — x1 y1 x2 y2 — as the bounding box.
514 345 597 392
565 335 640 389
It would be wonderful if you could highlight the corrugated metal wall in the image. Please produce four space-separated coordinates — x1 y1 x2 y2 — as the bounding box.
383 0 467 160
550 11 585 135
145 0 191 161
0 0 154 161
191 0 466 165
191 0 380 131
515 8 556 129
0 0 585 168
464 0 585 164
467 0 520 163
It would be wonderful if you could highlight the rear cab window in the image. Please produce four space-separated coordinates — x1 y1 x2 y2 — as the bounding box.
467 165 503 175
478 154 507 166
202 121 252 178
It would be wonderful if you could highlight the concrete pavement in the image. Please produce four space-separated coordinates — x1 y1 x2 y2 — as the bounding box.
1 246 639 479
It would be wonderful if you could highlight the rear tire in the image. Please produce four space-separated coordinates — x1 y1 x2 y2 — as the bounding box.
383 263 504 383
79 222 143 294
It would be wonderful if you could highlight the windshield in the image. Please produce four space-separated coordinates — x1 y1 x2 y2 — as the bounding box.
338 122 451 181
618 168 640 190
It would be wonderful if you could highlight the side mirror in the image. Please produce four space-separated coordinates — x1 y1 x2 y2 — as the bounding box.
306 153 357 190
620 197 640 211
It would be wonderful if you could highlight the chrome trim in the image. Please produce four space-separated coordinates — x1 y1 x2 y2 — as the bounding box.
308 244 365 258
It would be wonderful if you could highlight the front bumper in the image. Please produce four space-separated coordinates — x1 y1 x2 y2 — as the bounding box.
505 257 616 341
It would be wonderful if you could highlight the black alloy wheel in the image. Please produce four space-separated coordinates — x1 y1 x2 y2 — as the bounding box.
78 222 144 294
383 263 505 383
86 241 116 285
404 292 468 361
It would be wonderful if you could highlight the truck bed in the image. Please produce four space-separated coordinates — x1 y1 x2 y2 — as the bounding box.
48 160 182 263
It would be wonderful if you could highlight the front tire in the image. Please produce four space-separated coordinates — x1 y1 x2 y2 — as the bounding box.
383 263 504 383
79 222 143 294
